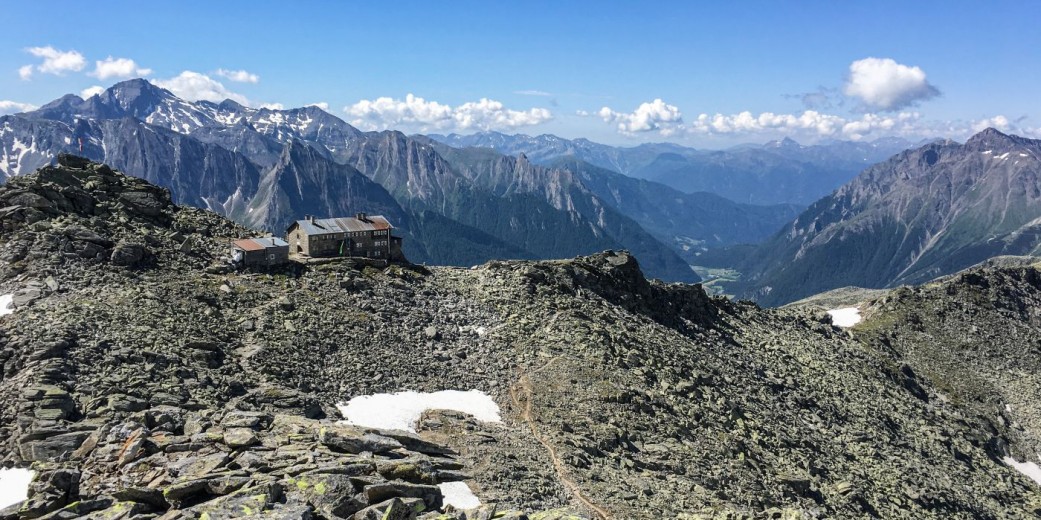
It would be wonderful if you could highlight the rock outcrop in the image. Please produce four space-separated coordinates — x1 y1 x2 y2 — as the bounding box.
2 158 1041 518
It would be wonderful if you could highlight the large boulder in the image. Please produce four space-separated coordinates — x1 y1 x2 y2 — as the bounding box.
109 241 148 267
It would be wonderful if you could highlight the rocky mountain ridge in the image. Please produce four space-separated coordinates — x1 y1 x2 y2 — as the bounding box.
1 79 702 283
2 157 1041 518
730 127 1041 305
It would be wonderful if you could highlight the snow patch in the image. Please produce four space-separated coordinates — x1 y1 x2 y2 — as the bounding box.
292 115 314 134
827 307 862 328
0 467 34 509
1004 456 1041 486
0 294 14 316
221 187 244 214
6 137 38 175
997 152 1011 160
982 150 993 154
337 390 501 433
438 481 481 509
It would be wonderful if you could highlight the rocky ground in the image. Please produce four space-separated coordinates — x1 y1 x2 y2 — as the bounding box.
856 259 1041 471
1 156 1041 518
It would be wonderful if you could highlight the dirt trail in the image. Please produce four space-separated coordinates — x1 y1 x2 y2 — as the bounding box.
509 366 613 520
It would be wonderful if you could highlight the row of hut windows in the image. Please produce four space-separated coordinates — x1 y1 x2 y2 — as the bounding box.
313 231 387 241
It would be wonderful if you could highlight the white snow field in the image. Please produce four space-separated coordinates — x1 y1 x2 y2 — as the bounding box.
827 307 862 328
0 467 34 509
336 389 501 433
1004 456 1041 486
0 294 14 316
438 481 482 509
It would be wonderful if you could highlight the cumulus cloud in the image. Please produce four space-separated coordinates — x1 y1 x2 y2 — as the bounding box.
154 71 249 105
689 110 843 137
592 95 959 141
971 115 1013 133
0 100 37 115
307 102 330 111
20 46 86 79
259 102 284 110
216 68 259 83
345 94 552 132
843 57 940 111
685 110 927 141
598 99 683 135
838 112 924 140
592 96 1041 142
90 56 152 80
80 85 106 99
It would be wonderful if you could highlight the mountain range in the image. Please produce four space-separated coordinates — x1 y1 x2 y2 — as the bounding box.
4 79 742 282
6 80 1035 309
722 128 1041 305
429 131 915 205
4 79 905 284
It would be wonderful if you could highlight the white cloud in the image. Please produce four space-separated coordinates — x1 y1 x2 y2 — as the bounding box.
685 110 925 141
691 110 846 136
259 102 284 110
575 109 590 116
345 93 552 132
154 71 249 105
307 102 330 111
90 56 152 80
843 57 939 111
216 68 259 84
0 100 37 115
592 97 1039 142
21 46 86 78
839 112 920 140
80 85 106 99
971 115 1012 133
598 99 683 135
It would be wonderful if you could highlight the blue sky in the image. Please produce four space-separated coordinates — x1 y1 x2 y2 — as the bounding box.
1 1 1038 146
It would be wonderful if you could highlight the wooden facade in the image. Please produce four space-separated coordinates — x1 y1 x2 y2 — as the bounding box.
230 237 290 267
286 213 403 261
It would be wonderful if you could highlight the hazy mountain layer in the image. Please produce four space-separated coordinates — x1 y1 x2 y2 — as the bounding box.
430 131 913 205
546 157 801 256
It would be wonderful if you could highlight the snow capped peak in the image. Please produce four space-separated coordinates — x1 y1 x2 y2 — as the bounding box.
11 78 364 163
766 137 802 149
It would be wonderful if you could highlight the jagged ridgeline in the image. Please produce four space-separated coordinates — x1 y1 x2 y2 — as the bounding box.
2 157 1041 518
0 79 706 284
730 128 1041 305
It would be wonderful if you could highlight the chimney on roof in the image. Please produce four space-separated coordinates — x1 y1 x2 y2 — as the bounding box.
355 212 367 221
308 215 315 223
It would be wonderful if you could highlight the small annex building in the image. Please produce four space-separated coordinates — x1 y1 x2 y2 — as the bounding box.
286 213 403 261
230 237 290 267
